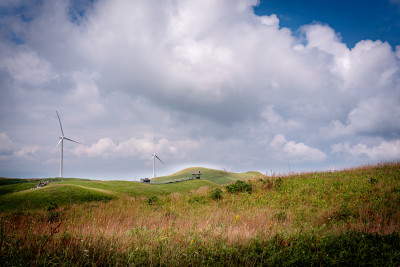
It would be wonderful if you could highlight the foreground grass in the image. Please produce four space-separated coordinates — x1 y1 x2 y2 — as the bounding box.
1 162 400 265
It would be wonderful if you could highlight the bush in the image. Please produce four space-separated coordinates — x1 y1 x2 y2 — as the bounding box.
188 195 206 204
226 180 252 194
146 195 159 206
210 189 223 200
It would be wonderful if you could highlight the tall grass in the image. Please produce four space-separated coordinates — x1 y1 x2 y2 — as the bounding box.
1 162 400 265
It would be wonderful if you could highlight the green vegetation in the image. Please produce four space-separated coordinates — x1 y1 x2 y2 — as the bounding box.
210 188 223 200
1 162 400 265
225 180 253 194
0 184 114 212
152 167 262 185
0 178 217 212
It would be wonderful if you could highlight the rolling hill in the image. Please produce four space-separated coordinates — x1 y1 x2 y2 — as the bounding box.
0 174 220 212
151 167 263 185
0 168 261 212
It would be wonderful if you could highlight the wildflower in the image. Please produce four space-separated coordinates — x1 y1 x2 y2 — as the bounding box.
234 215 240 225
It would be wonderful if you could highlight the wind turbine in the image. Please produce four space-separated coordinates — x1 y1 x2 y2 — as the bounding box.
55 111 84 178
151 137 165 178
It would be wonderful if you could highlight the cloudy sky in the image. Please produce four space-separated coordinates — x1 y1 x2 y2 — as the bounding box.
1 0 399 180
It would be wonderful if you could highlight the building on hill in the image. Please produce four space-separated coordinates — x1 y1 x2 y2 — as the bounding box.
140 178 151 183
32 180 53 189
192 171 201 179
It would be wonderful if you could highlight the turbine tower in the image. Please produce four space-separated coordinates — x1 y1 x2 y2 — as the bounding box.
151 137 165 178
55 111 84 178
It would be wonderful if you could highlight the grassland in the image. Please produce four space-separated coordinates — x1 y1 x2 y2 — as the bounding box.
0 177 217 212
152 167 262 185
1 162 400 266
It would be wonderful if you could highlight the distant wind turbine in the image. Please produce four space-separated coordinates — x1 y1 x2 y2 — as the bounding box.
151 137 165 178
55 111 84 178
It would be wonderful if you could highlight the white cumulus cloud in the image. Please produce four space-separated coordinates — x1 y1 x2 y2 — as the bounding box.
0 0 399 178
332 140 400 160
269 134 327 163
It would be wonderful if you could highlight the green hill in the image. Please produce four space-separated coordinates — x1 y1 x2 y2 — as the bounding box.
0 184 114 212
0 176 217 212
151 167 262 185
0 166 261 212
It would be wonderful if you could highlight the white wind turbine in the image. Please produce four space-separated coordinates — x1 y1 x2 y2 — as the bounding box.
55 111 84 178
151 137 165 178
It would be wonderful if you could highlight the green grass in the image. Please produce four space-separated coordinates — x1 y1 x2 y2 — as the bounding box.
152 167 262 185
59 179 216 196
0 176 217 212
0 167 255 212
0 177 33 186
1 162 400 265
0 180 40 196
0 184 114 212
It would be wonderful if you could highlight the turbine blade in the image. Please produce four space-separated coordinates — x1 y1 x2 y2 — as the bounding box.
155 155 165 165
64 137 85 145
54 138 63 150
56 111 65 136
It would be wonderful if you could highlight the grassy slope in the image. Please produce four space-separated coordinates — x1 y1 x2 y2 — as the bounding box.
0 177 216 212
151 167 262 185
0 184 114 212
0 178 90 196
1 162 400 266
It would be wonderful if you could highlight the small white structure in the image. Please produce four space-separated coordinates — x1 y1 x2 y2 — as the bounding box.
140 178 151 183
192 171 201 179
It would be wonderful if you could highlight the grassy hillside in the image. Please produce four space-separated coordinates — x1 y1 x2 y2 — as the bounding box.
0 184 114 212
1 162 400 265
0 167 261 211
0 177 217 212
152 167 262 185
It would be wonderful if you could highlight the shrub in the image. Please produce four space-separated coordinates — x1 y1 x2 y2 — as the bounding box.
188 195 206 204
226 180 252 194
210 189 223 200
146 195 159 206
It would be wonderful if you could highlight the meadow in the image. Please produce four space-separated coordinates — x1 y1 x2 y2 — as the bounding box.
1 162 400 266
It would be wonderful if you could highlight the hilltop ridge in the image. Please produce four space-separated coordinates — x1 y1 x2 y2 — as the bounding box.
151 167 263 185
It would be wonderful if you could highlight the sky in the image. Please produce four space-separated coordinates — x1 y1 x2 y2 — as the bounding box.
0 0 399 180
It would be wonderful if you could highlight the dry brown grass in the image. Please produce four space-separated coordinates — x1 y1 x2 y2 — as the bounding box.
1 162 400 265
